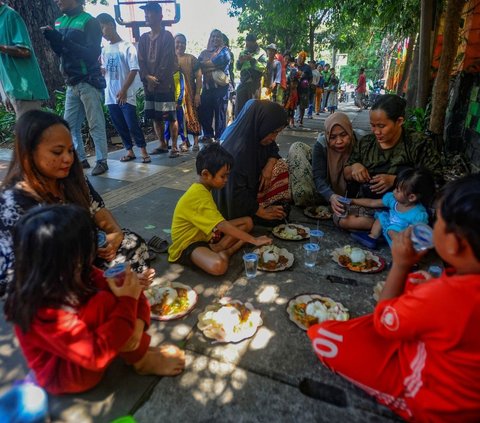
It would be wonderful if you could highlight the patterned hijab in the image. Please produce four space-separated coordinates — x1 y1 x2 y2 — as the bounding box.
324 112 355 195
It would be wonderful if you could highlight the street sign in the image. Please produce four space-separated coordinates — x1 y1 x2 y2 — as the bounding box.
114 1 181 40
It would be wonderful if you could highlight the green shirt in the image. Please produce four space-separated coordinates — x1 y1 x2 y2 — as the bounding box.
0 5 49 100
347 129 443 181
237 46 267 74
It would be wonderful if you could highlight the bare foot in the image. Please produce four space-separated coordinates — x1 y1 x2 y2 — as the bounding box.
134 345 185 376
138 268 156 288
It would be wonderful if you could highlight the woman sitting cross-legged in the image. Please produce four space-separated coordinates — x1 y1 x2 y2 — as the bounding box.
287 112 360 217
0 110 154 298
214 99 290 226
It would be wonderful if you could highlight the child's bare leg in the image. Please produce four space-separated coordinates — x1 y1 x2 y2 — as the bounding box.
134 345 185 377
369 219 382 239
190 246 229 276
338 215 374 231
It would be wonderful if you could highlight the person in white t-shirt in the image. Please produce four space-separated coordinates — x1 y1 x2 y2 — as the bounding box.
97 13 150 163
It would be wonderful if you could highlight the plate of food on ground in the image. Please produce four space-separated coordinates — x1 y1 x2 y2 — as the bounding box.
331 245 386 273
304 205 333 220
287 294 349 330
253 245 294 271
145 282 198 321
197 298 263 343
272 223 310 241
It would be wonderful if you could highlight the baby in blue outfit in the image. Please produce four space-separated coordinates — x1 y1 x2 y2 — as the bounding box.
350 168 435 249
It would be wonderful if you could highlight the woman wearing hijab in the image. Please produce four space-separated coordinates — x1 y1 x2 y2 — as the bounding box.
214 99 289 223
197 29 231 142
287 112 358 216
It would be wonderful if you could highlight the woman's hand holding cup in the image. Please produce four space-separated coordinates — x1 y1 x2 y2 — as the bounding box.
330 194 346 216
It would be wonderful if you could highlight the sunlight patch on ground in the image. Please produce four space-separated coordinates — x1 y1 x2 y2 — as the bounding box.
179 353 248 406
249 326 274 351
255 284 279 303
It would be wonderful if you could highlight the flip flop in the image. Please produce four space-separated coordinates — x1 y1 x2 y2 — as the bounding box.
150 147 169 155
141 155 152 163
147 235 169 253
120 155 136 162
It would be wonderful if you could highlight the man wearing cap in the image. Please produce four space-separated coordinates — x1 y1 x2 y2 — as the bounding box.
264 44 282 104
235 33 267 116
0 1 49 119
43 0 109 176
137 2 178 157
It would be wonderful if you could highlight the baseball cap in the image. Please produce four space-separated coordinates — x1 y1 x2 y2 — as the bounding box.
266 43 277 51
140 2 162 13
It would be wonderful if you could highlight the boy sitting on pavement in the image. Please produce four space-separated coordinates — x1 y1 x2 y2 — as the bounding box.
168 144 272 275
308 174 480 421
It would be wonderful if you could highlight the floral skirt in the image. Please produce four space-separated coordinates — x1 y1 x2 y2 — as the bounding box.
95 229 150 274
257 159 291 208
287 142 323 207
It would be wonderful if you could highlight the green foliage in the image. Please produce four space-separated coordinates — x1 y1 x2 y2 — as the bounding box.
0 106 15 146
405 105 431 133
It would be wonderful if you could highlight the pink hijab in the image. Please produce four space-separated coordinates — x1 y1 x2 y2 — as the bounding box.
324 112 355 195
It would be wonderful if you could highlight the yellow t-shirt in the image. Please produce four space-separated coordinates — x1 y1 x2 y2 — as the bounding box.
168 183 225 262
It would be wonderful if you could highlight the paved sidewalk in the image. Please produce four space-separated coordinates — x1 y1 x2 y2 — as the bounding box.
0 103 421 422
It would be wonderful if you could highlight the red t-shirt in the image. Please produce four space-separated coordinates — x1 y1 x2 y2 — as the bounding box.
374 272 480 422
357 74 366 93
14 267 151 394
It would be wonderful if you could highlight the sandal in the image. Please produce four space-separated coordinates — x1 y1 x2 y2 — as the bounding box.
147 235 169 253
169 149 180 158
141 155 151 163
180 143 189 152
120 154 136 162
150 147 169 155
192 145 200 152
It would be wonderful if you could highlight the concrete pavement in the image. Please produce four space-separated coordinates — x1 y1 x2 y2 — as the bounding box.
0 103 417 422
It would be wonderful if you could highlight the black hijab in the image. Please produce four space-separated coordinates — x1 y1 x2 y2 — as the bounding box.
214 100 288 219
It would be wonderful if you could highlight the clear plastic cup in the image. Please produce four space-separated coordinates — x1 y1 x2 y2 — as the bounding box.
410 223 434 252
104 263 127 287
309 229 324 245
337 197 352 218
97 230 107 248
243 253 258 278
303 243 320 268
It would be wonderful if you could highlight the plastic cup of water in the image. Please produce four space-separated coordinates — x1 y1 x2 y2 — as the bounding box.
410 223 434 252
97 230 107 248
309 229 324 245
304 243 320 268
104 263 127 287
243 253 258 279
337 197 352 218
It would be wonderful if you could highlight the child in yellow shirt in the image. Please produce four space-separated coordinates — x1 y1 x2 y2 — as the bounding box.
168 144 272 275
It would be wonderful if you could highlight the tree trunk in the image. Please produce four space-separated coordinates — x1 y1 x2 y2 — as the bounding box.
308 19 315 60
396 33 416 97
12 0 65 105
417 0 434 108
406 40 420 108
429 0 464 136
